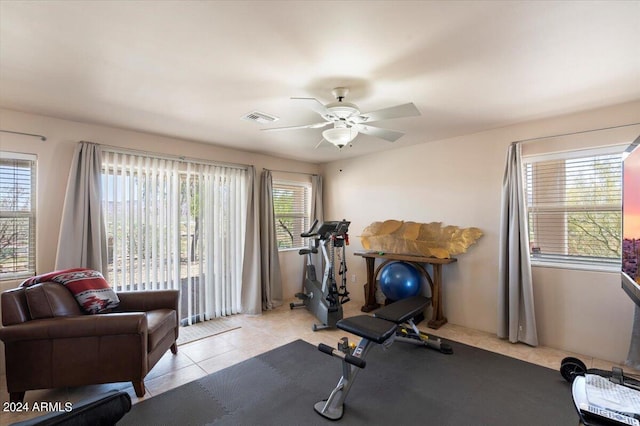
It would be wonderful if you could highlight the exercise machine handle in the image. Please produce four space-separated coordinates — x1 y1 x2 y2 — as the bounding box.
317 343 366 369
301 219 319 238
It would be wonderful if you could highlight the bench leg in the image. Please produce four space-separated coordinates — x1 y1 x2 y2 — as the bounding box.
170 343 178 354
395 319 453 354
314 338 375 420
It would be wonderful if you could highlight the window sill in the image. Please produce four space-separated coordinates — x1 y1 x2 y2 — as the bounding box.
530 259 620 273
278 247 305 253
0 274 32 282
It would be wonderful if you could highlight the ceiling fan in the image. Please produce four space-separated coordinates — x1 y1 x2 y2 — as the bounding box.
262 87 421 149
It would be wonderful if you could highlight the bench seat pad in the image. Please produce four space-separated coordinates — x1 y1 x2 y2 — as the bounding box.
374 295 431 324
337 315 397 344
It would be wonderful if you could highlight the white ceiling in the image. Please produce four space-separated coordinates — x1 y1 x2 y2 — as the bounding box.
1 1 639 163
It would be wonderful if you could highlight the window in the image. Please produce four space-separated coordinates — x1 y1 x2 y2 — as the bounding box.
524 148 622 267
0 152 36 279
272 181 311 250
101 150 248 322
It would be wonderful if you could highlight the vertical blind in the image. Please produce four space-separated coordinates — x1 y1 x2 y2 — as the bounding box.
524 151 622 264
0 152 36 278
272 181 311 249
101 150 248 322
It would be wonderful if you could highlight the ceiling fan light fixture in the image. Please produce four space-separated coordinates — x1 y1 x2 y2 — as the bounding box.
322 127 358 148
326 102 360 119
268 87 421 148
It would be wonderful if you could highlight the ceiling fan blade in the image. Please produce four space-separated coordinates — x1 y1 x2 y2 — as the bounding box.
354 124 405 142
352 102 421 124
291 97 333 119
261 122 331 132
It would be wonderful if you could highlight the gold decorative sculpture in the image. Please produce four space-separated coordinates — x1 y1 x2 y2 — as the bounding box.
360 220 482 259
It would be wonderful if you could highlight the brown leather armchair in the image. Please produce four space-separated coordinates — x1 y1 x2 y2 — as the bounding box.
0 282 179 402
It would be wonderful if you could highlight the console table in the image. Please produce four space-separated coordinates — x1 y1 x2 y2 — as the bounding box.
354 251 457 329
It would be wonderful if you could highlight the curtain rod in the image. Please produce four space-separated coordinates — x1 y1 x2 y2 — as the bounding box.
512 122 640 145
0 129 47 141
100 143 250 170
263 168 317 177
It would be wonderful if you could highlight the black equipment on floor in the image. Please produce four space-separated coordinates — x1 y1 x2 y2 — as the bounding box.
10 390 131 426
290 219 350 331
315 295 451 420
560 357 640 425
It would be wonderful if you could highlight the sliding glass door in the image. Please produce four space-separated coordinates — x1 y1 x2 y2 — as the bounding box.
101 150 247 324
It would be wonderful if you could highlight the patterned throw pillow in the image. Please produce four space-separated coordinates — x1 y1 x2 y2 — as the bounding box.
21 268 120 314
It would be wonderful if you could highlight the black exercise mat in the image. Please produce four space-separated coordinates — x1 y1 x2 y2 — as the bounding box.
120 339 578 425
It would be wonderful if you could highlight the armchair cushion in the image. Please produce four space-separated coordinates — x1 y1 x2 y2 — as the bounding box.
0 313 147 342
22 268 119 314
115 290 179 313
146 309 177 351
25 283 83 319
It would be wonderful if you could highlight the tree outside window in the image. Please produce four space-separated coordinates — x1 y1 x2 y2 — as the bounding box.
525 151 622 266
0 152 36 279
272 182 311 250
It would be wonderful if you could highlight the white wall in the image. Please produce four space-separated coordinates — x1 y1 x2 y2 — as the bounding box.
322 100 640 363
0 108 318 373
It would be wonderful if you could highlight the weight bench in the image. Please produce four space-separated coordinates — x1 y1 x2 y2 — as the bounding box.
315 295 452 420
374 295 453 355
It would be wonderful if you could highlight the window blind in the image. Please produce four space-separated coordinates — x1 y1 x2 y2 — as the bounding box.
0 152 36 279
101 150 247 322
273 181 311 249
524 151 622 265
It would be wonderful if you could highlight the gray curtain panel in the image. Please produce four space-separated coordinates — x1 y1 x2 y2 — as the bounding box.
55 141 108 273
311 174 324 224
626 306 640 368
309 174 324 272
498 143 538 346
299 175 325 291
260 170 283 310
241 166 262 315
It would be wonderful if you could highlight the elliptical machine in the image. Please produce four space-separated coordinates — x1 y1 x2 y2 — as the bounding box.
290 219 351 331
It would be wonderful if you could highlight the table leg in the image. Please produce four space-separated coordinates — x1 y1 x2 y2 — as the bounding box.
428 264 448 329
361 257 380 312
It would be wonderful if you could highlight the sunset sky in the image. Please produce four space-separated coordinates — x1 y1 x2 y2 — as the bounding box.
624 145 640 239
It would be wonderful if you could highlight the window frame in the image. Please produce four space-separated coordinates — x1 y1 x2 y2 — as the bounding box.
272 180 312 251
523 145 624 272
0 151 37 280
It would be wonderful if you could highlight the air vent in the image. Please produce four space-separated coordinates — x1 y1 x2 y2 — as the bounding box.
242 111 279 124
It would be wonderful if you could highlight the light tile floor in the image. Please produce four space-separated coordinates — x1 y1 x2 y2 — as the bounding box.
2 301 638 425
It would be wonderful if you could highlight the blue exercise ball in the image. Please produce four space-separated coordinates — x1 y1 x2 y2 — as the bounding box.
379 262 422 301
